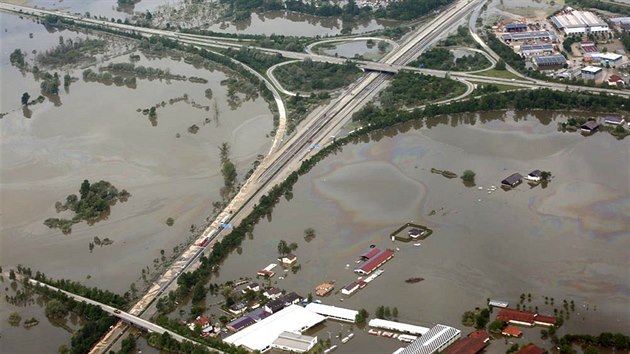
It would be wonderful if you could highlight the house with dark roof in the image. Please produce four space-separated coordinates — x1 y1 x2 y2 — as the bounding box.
518 344 546 354
227 316 257 332
501 173 523 188
263 287 283 300
581 120 600 133
229 302 247 316
281 292 302 306
264 298 285 314
604 116 626 125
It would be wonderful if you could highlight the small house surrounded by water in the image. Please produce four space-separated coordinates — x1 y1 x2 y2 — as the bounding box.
604 116 625 125
525 170 542 182
580 120 600 133
341 282 360 296
501 173 523 188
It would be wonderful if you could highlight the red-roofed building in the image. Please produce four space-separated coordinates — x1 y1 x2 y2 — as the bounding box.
518 344 546 354
534 315 556 327
445 331 490 354
360 248 381 260
497 308 536 326
502 325 523 337
608 75 624 86
354 249 394 275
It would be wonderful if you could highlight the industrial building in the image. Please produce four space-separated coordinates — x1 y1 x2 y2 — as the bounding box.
271 331 318 353
551 10 608 35
520 44 554 57
393 324 462 354
305 303 358 323
500 31 558 43
581 66 603 81
533 55 567 70
599 53 623 67
505 23 528 32
224 305 325 352
369 318 430 335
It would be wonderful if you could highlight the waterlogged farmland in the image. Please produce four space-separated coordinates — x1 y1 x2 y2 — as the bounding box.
0 13 274 296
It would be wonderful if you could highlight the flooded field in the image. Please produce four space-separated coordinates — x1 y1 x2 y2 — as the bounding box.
318 40 391 61
202 112 629 353
0 11 273 298
14 0 175 20
206 11 388 37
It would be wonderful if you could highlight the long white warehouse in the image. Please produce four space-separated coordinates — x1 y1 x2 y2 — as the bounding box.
369 318 430 335
224 305 325 352
305 303 358 323
393 324 461 354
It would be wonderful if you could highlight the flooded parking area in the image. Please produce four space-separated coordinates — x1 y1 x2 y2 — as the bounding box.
204 111 629 353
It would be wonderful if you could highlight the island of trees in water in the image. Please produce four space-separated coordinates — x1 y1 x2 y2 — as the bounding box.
44 179 131 234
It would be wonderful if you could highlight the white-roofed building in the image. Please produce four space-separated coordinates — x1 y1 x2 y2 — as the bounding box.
305 302 358 323
551 10 608 34
581 66 603 81
599 53 623 67
224 305 325 352
272 331 318 353
393 324 461 354
369 318 430 335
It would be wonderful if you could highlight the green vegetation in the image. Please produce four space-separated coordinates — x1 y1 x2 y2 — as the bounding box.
412 48 489 71
566 0 630 16
82 69 137 88
379 72 467 108
21 92 30 106
117 335 137 354
274 59 362 92
488 319 507 334
219 0 453 22
431 168 458 179
442 26 477 47
473 68 521 80
219 143 238 200
166 217 175 226
8 312 21 326
484 32 526 72
44 179 131 234
45 299 69 319
355 308 369 324
36 37 105 67
304 227 316 242
277 240 298 255
23 317 39 328
462 170 476 183
471 82 523 95
461 307 490 329
39 72 61 96
100 62 187 81
562 332 630 351
286 92 331 133
222 47 286 74
10 49 26 68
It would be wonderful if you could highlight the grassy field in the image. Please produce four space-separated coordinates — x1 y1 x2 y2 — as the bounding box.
472 69 523 80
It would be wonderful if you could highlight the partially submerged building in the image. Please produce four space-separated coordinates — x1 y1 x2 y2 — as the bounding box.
393 324 462 354
271 331 318 353
501 173 523 188
354 248 394 275
304 302 358 323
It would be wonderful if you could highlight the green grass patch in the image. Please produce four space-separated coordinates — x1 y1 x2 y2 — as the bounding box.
469 81 525 92
472 69 523 80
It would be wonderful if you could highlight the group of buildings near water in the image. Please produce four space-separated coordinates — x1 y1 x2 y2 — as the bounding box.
492 6 630 85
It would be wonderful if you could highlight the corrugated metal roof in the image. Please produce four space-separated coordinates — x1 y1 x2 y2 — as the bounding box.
369 318 430 335
397 324 461 354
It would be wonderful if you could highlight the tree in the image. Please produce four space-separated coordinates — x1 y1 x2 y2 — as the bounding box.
166 217 175 226
191 283 206 303
277 240 290 255
80 179 91 199
488 320 506 334
63 74 71 88
21 92 30 106
355 308 369 324
45 299 68 319
495 60 506 70
584 346 599 354
9 269 16 280
377 40 389 53
304 227 316 241
376 305 385 319
462 170 476 183
8 312 21 326
392 307 399 318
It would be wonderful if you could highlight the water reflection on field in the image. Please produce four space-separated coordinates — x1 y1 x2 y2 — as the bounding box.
208 112 629 353
0 13 273 296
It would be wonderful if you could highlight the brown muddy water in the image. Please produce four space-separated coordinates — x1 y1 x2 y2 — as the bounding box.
0 11 273 298
198 111 628 353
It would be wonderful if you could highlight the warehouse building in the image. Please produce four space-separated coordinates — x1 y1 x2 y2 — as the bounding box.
551 10 608 35
305 302 358 323
520 44 554 57
369 318 430 335
224 305 325 352
393 324 462 354
271 331 318 353
500 31 558 43
533 55 567 70
581 66 603 81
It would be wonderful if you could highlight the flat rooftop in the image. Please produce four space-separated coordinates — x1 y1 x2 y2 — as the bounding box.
396 324 461 354
369 318 430 335
224 305 325 352
552 10 607 29
305 302 358 322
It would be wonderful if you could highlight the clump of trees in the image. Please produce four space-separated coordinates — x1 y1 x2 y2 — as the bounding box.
166 217 175 226
274 59 362 92
379 72 466 108
219 143 238 200
36 37 106 67
304 227 316 242
413 48 489 71
44 179 131 234
376 305 399 320
10 49 26 68
461 307 490 329
355 308 369 324
462 170 476 186
277 240 298 255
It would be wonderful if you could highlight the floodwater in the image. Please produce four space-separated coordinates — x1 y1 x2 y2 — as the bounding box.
203 111 629 353
206 11 389 37
0 10 273 300
18 0 176 20
319 40 391 61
